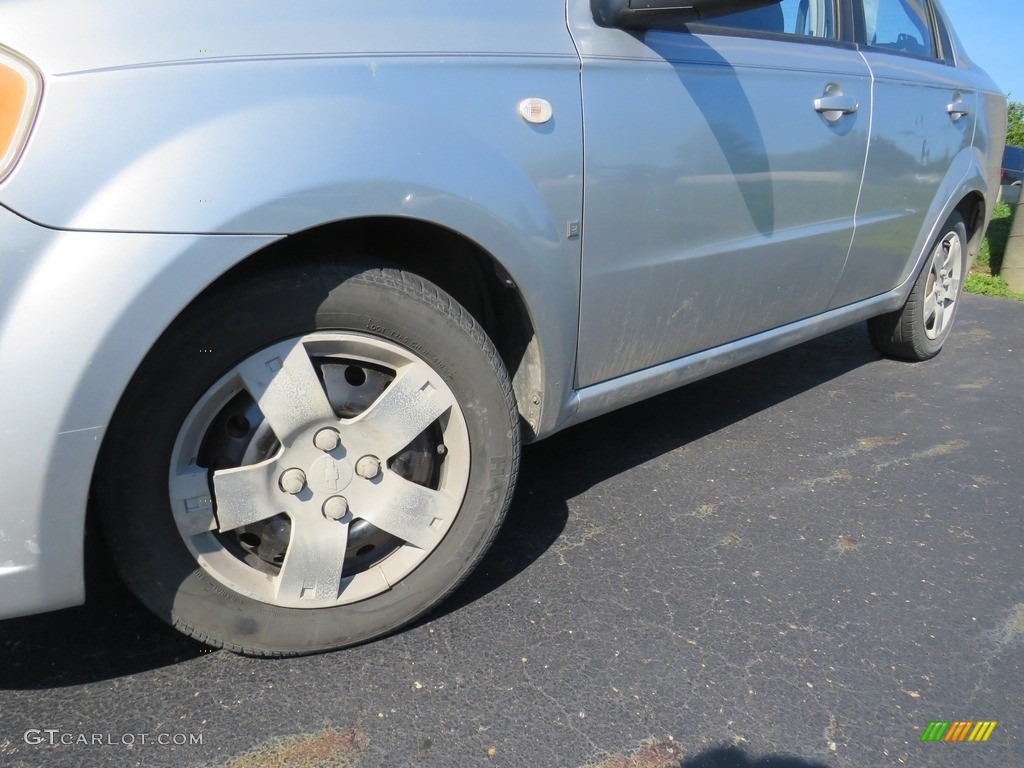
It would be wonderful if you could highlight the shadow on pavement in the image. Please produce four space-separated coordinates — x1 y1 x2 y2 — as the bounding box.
0 528 206 690
434 323 878 617
680 745 831 767
0 324 879 688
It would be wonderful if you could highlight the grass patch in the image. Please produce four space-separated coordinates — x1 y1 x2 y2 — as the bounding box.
967 201 1022 301
975 201 1013 273
964 272 1024 300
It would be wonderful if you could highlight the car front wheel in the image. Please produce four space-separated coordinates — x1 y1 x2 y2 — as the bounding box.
96 263 519 656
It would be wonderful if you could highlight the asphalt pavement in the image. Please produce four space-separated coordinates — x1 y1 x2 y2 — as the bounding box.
1 293 1021 768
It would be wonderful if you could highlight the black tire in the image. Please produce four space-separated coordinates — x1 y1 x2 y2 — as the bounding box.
95 262 520 656
867 211 968 361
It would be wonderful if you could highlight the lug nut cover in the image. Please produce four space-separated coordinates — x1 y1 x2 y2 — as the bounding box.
279 468 307 494
322 496 349 521
313 428 340 452
355 455 381 479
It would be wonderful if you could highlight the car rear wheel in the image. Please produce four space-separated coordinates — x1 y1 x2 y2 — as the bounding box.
867 211 967 361
95 263 519 656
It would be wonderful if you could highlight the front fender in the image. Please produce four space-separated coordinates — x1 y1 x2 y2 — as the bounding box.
0 54 584 617
3 57 583 237
4 54 585 433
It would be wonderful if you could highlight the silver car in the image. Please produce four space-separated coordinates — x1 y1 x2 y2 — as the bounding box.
0 0 1006 655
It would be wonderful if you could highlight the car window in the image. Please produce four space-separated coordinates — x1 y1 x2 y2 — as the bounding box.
696 0 836 39
863 0 936 57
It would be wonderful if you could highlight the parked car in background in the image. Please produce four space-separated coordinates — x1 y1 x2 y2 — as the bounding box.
0 0 1007 655
1002 145 1024 185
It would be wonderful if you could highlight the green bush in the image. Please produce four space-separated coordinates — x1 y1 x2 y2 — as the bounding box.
1008 100 1024 147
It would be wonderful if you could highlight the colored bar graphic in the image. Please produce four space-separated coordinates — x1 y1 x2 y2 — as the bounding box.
922 721 997 742
976 722 998 742
945 722 971 741
921 722 949 742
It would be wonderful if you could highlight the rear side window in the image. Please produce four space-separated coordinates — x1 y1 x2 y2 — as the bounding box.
696 0 837 39
863 0 936 57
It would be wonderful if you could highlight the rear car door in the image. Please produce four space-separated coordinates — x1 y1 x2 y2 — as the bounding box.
568 0 872 388
828 0 977 307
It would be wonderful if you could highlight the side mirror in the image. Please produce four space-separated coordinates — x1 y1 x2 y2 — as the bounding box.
592 0 782 31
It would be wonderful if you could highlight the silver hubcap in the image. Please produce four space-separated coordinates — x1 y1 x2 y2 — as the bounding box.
167 332 470 609
923 230 962 340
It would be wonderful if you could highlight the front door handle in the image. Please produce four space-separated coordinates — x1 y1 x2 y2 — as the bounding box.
947 93 971 121
814 84 858 123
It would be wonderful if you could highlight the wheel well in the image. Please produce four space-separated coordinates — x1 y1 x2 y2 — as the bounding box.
206 217 544 437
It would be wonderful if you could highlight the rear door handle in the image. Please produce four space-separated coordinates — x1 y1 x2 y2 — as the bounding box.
947 94 971 121
814 84 858 123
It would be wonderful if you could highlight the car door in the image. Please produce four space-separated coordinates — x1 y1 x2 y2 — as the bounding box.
828 0 977 307
567 0 872 388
